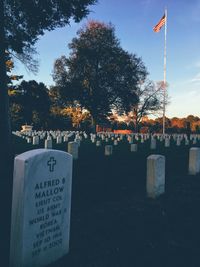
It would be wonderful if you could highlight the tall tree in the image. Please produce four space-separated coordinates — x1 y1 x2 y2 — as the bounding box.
10 80 51 129
0 0 96 165
0 0 96 263
0 0 96 169
53 21 147 129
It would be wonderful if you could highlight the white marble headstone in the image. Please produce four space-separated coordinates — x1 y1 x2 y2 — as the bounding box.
146 154 165 198
114 140 118 146
130 144 137 152
10 149 73 267
68 141 79 160
44 139 52 149
56 136 62 144
105 145 113 156
165 138 170 147
96 140 101 146
176 138 181 146
33 136 39 145
188 147 200 175
150 138 156 150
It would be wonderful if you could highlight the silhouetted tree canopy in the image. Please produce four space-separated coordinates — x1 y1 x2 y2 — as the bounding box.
4 0 96 65
10 80 51 129
0 0 96 138
0 2 96 255
129 80 169 132
53 21 148 126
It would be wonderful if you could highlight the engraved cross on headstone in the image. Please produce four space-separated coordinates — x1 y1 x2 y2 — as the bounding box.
47 157 57 172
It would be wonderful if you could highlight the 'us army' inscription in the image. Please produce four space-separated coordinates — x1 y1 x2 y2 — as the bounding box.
10 149 73 267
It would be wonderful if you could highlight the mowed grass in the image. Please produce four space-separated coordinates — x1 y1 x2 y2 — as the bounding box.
13 135 200 267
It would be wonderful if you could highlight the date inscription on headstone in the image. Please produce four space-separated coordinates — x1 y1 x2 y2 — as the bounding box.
10 149 72 267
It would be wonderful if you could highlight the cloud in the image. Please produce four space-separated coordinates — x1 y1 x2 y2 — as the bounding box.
170 79 193 89
191 72 200 83
183 61 200 87
188 60 200 84
168 75 200 100
167 87 200 117
166 64 200 117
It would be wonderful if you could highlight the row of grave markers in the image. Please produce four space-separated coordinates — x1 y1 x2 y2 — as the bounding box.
13 130 200 160
10 131 200 267
13 129 200 144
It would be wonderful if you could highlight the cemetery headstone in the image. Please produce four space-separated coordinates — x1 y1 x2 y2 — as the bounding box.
44 139 52 149
56 136 62 144
27 137 32 144
10 149 73 267
130 144 138 152
188 147 200 175
63 136 68 142
105 145 113 156
165 138 170 147
96 140 101 147
68 142 79 160
185 139 189 145
146 154 165 198
176 138 181 146
150 138 156 150
114 140 118 146
33 136 39 146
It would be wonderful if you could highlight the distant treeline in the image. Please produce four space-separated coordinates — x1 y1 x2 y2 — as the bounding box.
111 115 200 133
9 80 199 133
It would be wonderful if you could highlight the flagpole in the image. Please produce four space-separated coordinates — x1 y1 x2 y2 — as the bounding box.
163 8 167 135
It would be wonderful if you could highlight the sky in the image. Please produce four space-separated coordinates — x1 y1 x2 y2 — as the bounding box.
14 0 200 118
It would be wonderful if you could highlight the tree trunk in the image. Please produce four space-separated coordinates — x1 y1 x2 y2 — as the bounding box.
135 121 139 133
91 116 96 133
0 1 13 264
133 109 139 133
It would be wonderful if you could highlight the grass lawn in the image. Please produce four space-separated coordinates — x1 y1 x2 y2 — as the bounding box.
12 135 200 267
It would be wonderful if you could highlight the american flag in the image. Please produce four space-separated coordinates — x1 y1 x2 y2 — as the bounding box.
153 14 166 32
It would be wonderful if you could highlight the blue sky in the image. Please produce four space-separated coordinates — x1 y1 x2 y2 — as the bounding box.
14 0 200 118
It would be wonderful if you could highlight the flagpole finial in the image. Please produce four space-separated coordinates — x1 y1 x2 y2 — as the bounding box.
165 7 167 16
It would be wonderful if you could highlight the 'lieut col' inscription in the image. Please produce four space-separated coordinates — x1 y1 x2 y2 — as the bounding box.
10 149 73 267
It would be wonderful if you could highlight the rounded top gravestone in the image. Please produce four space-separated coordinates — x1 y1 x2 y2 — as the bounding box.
10 149 73 267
